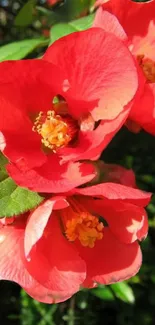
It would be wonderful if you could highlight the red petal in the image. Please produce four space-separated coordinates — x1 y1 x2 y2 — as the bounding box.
0 60 63 113
0 60 64 168
93 8 127 42
44 28 138 121
78 228 142 285
23 284 72 304
24 198 68 258
0 84 46 168
0 217 35 288
129 83 155 135
131 21 155 61
101 0 155 39
7 158 95 193
75 183 151 207
82 277 97 288
98 162 137 187
47 0 60 5
59 109 129 163
0 216 75 303
88 199 148 243
23 214 86 293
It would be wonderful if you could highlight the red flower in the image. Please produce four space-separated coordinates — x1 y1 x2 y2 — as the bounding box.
0 182 151 303
95 161 137 188
96 0 155 134
0 29 138 193
47 0 60 5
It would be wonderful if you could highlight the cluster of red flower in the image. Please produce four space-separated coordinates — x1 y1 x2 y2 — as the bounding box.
0 0 154 304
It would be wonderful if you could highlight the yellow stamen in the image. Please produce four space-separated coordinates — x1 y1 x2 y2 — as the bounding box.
32 110 72 151
61 201 104 248
137 55 155 83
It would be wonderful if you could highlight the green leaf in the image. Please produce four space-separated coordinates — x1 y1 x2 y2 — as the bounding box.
91 283 135 303
0 153 44 217
14 0 36 27
36 6 60 26
0 153 8 167
54 0 92 21
70 13 95 30
50 14 94 44
0 153 8 181
91 286 114 301
0 177 44 217
111 282 135 304
50 23 77 44
0 38 49 62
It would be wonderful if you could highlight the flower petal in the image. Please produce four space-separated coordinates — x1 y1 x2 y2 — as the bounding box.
129 83 155 135
23 284 72 304
131 20 155 61
44 28 138 121
7 157 96 193
93 8 127 42
101 0 155 39
0 59 63 113
88 199 148 243
59 109 129 163
24 198 68 258
0 60 64 168
78 228 142 285
0 216 71 303
98 162 137 187
75 183 151 207
23 213 86 293
0 217 35 288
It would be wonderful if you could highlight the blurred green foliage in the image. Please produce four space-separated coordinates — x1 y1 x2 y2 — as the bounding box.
0 0 155 324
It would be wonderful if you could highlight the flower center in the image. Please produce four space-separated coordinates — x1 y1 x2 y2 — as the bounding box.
66 213 103 248
32 110 77 152
61 200 103 248
137 55 155 83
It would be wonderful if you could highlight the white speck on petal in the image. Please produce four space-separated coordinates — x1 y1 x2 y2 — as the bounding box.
0 132 6 151
129 44 134 52
0 234 6 243
27 256 31 262
63 79 70 92
126 216 145 241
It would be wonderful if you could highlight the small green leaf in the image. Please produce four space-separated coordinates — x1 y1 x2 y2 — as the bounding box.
50 23 77 44
0 153 8 167
70 14 95 31
36 6 52 16
0 155 44 217
54 0 92 21
0 153 8 181
0 177 44 217
111 282 135 304
50 14 94 44
91 286 114 301
0 38 49 62
14 0 36 27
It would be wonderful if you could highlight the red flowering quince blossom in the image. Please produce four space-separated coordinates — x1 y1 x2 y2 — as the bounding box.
0 28 138 193
95 161 137 188
47 0 60 5
95 0 155 134
0 179 151 303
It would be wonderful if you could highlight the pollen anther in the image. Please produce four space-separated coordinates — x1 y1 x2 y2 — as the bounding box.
65 211 104 248
137 55 155 83
32 110 72 151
